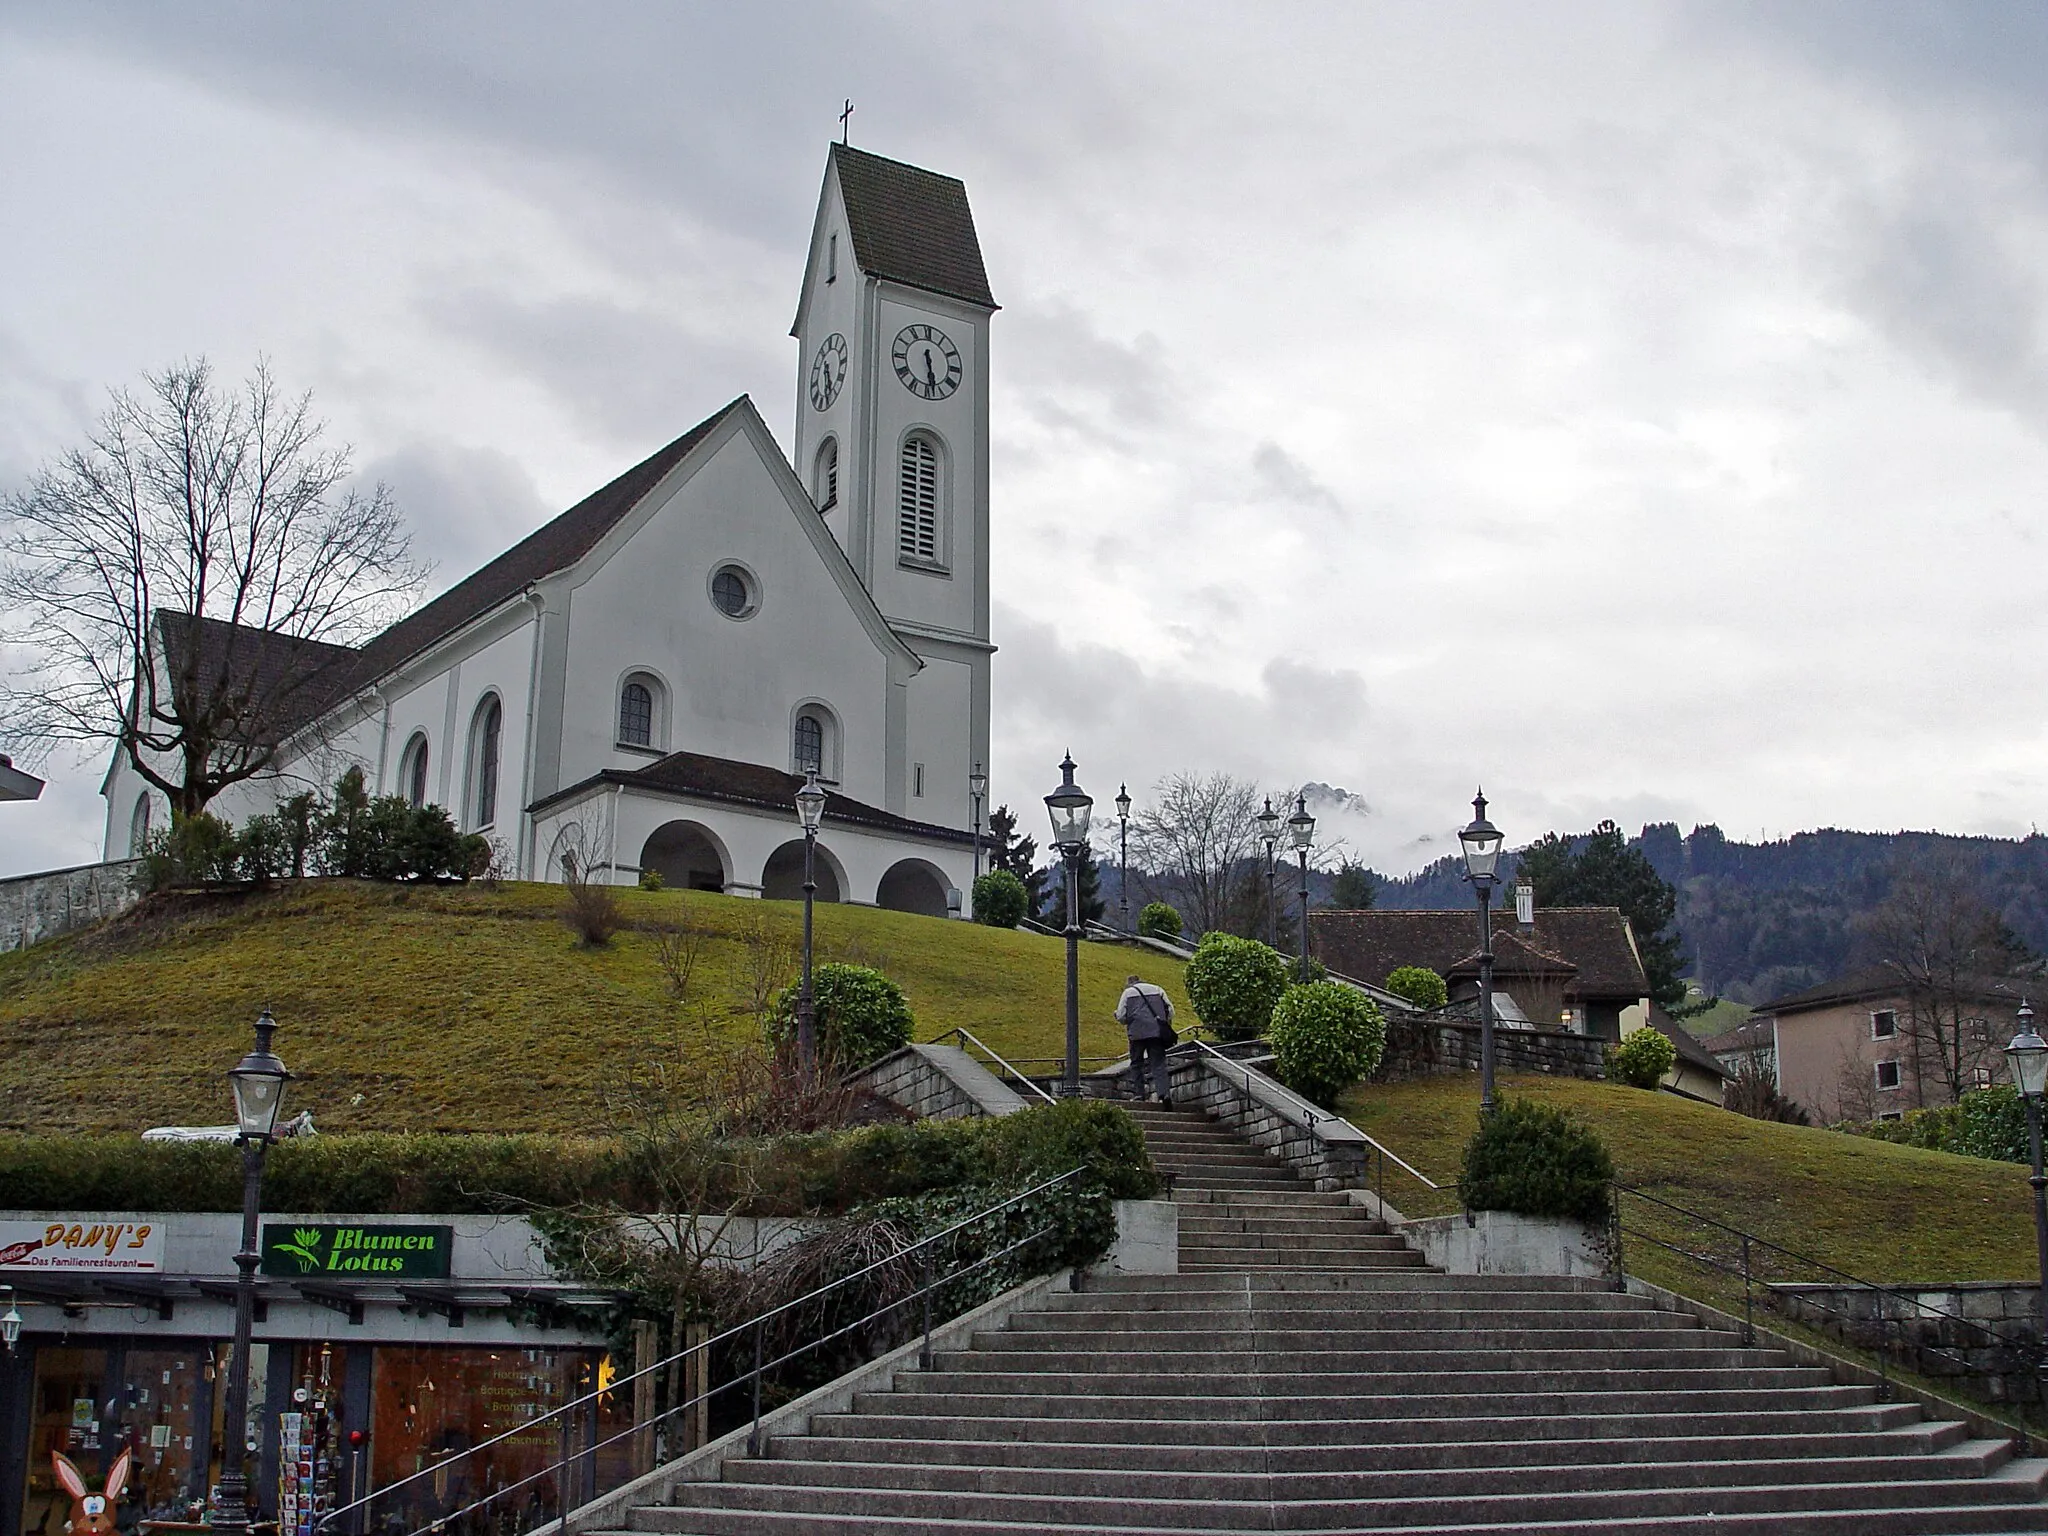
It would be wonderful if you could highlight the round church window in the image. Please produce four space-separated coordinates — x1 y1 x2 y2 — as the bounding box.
709 564 757 619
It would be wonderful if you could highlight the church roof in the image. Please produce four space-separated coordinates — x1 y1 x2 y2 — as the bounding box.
155 611 367 742
531 748 977 848
832 144 997 310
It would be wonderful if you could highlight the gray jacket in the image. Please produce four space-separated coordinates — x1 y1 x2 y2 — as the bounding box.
1116 983 1175 1042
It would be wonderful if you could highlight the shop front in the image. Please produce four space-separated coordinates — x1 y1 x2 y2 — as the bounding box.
0 1214 631 1536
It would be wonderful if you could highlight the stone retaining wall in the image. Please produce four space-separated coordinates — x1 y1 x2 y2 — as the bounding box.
1769 1281 2043 1405
1165 1051 1368 1191
0 859 141 950
846 1042 1029 1120
1378 1014 1608 1083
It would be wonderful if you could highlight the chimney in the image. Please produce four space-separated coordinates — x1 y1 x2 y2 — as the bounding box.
1515 883 1534 933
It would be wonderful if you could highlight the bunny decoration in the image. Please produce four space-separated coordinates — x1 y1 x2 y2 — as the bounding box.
51 1449 130 1536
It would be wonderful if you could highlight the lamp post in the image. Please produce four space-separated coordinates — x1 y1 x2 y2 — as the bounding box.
1 1286 20 1355
216 1009 291 1536
795 773 828 1085
1287 795 1316 981
1459 791 1505 1117
969 761 988 882
2004 1002 2048 1354
1045 753 1094 1097
1116 784 1133 933
1257 798 1282 951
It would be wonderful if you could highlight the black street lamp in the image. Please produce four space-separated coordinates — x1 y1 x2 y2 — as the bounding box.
796 772 828 1084
969 761 988 882
216 1009 291 1536
1287 794 1316 982
1045 753 1094 1097
2004 1002 2048 1355
1115 784 1133 933
1257 797 1282 951
1 1286 20 1354
1459 791 1506 1116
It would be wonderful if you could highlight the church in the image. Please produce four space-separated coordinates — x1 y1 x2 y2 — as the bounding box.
100 144 995 917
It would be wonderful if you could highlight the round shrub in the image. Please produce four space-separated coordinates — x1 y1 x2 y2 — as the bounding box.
1460 1097 1614 1224
1137 902 1184 940
1383 965 1449 1011
1183 932 1289 1043
1953 1085 2027 1163
769 963 914 1069
1610 1027 1677 1089
971 869 1029 928
1267 982 1387 1106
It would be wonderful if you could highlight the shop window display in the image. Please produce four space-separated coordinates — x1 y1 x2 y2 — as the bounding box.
277 1346 346 1536
21 1349 108 1536
113 1349 208 1524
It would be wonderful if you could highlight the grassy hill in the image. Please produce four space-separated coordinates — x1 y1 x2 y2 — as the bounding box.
0 880 1188 1136
1341 1073 2038 1288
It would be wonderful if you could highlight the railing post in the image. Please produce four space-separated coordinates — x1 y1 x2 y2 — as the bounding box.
919 1243 936 1369
747 1317 765 1456
1741 1233 1755 1345
1875 1294 1892 1400
1608 1197 1625 1292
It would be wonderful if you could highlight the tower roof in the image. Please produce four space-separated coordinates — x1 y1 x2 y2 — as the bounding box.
831 144 997 310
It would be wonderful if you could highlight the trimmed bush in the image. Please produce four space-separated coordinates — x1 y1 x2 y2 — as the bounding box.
1460 1097 1614 1224
1839 1085 2027 1163
1610 1027 1677 1089
1267 982 1387 1106
769 963 915 1069
1183 932 1289 1043
1137 902 1184 941
971 869 1029 928
1383 965 1449 1011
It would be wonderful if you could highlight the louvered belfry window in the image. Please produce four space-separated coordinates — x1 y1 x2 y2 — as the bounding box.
898 435 940 563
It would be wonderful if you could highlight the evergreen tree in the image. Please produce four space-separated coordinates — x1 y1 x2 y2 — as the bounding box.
1518 820 1699 1016
1329 862 1377 910
1040 841 1107 926
986 804 1046 915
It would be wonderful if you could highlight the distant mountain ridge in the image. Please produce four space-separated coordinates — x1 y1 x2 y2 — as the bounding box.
1371 825 2048 1005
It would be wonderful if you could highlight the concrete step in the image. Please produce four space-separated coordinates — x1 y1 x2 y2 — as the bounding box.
891 1364 1835 1397
1171 1187 1358 1208
1006 1307 1706 1333
1175 1229 1414 1251
1180 1249 1429 1269
935 1346 1787 1374
1176 1212 1389 1234
980 1324 1735 1351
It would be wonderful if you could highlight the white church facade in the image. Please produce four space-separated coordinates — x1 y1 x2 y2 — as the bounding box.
101 145 995 917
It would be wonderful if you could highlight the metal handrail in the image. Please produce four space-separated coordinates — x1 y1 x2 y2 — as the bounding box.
1183 1038 1439 1190
313 1167 1088 1536
932 1026 1058 1104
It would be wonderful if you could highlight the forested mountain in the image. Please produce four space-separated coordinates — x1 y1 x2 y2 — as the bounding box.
1373 826 2048 1005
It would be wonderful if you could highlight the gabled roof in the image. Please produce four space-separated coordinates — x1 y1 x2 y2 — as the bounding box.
155 611 365 742
1311 907 1648 1000
1646 1006 1731 1081
1754 966 2029 1018
530 748 975 848
831 145 996 309
1444 928 1579 981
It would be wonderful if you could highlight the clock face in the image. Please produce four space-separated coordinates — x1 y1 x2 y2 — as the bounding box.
809 334 848 411
892 324 963 401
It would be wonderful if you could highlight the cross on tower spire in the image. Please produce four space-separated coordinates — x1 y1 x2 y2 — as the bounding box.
838 98 854 145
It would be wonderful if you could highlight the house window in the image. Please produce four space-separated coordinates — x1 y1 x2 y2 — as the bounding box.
827 232 837 283
897 433 941 565
401 734 430 810
1871 1009 1897 1040
471 696 502 829
815 438 839 512
710 564 758 619
1969 1017 1991 1045
1973 1065 1994 1091
619 682 653 747
128 793 153 856
1875 1059 1901 1092
1878 1110 1904 1122
913 762 925 798
794 713 825 778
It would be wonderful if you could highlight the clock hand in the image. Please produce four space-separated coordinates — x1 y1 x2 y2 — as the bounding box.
924 351 938 387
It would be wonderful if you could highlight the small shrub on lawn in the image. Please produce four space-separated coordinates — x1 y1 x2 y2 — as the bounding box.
1267 982 1387 1106
1183 932 1289 1043
971 869 1029 928
1383 965 1449 1011
1137 902 1184 941
1839 1085 2026 1164
1609 1027 1677 1089
768 963 915 1069
1460 1097 1614 1224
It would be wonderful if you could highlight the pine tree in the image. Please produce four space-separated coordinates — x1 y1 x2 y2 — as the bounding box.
1518 820 1698 1015
986 805 1047 915
1041 841 1107 926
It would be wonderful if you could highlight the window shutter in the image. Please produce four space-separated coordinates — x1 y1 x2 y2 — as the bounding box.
898 436 939 563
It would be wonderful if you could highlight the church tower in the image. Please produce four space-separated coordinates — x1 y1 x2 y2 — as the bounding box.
791 145 996 826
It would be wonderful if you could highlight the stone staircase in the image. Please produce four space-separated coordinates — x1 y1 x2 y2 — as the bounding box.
601 1101 2048 1534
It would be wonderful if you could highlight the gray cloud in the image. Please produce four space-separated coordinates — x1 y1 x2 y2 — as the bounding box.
354 438 553 596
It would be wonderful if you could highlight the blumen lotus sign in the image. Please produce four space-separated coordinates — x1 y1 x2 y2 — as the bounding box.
260 1223 453 1278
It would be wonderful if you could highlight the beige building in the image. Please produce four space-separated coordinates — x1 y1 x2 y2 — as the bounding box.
1755 967 2028 1124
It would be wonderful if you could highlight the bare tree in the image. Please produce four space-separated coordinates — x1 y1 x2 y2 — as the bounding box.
0 358 420 817
1856 853 2026 1106
1130 772 1264 937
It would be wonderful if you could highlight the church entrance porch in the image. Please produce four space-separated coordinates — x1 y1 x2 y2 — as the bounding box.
876 858 951 918
639 821 728 893
760 840 843 903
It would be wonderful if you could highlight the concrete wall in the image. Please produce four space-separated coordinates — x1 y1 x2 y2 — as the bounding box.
0 859 142 949
1771 1280 2044 1405
1402 1209 1612 1279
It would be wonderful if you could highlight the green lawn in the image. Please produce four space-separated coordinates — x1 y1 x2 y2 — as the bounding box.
1340 1073 2040 1288
0 880 1187 1136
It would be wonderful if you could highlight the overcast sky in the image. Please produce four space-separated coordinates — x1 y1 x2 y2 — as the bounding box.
4 2 2047 879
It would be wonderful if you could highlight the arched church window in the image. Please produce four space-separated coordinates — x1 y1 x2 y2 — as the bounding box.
401 733 430 809
815 437 839 512
897 433 942 565
619 681 653 747
128 793 153 856
794 713 825 778
470 696 502 829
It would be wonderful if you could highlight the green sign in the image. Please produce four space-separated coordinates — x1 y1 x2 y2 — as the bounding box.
261 1223 453 1278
